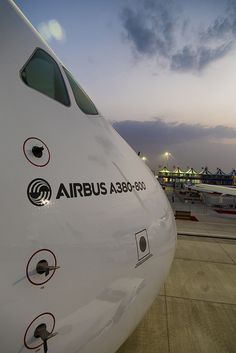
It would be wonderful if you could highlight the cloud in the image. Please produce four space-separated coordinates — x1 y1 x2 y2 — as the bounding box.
199 0 236 43
37 20 66 42
120 0 236 72
210 137 236 144
121 1 176 59
113 118 236 169
171 42 233 71
113 118 236 147
200 17 233 41
121 8 158 56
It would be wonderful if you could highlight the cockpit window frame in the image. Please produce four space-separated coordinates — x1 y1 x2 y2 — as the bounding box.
63 66 99 116
20 47 71 107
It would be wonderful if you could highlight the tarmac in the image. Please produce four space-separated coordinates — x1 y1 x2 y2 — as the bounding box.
117 188 236 353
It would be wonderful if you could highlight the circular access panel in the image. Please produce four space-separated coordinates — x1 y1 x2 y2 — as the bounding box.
23 137 50 167
24 312 55 350
26 249 58 286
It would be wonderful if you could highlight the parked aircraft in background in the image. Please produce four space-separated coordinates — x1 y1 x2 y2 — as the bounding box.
190 183 236 197
0 1 176 352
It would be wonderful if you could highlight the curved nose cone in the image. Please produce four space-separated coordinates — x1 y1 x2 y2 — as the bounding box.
80 136 177 353
75 162 177 353
0 2 176 353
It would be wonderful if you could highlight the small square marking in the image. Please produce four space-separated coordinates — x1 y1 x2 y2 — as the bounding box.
135 229 150 261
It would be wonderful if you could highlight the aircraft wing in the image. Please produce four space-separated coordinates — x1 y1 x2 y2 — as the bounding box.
190 183 236 197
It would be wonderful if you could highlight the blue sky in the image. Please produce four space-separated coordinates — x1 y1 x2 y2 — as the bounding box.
15 0 236 170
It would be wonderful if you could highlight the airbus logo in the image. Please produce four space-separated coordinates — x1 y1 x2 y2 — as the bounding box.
27 179 147 206
27 178 52 206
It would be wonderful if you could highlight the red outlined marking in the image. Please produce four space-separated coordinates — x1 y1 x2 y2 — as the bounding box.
23 137 50 167
26 249 57 286
24 312 55 350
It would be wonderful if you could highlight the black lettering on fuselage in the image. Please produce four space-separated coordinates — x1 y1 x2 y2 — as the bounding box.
110 182 117 194
69 183 74 198
100 182 107 195
73 183 83 197
55 180 145 201
116 182 122 193
91 182 100 196
56 183 70 199
83 183 92 197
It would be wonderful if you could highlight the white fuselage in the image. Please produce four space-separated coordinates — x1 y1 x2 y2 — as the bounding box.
0 1 176 352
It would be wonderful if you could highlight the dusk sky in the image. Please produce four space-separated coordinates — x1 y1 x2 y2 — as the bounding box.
15 0 236 171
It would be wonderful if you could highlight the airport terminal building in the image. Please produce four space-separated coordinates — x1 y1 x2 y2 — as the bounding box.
157 166 236 186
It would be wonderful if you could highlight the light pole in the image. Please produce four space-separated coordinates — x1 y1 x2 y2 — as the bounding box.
164 152 171 168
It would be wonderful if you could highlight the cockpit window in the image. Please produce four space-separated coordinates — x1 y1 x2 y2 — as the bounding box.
63 67 98 115
21 48 70 106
